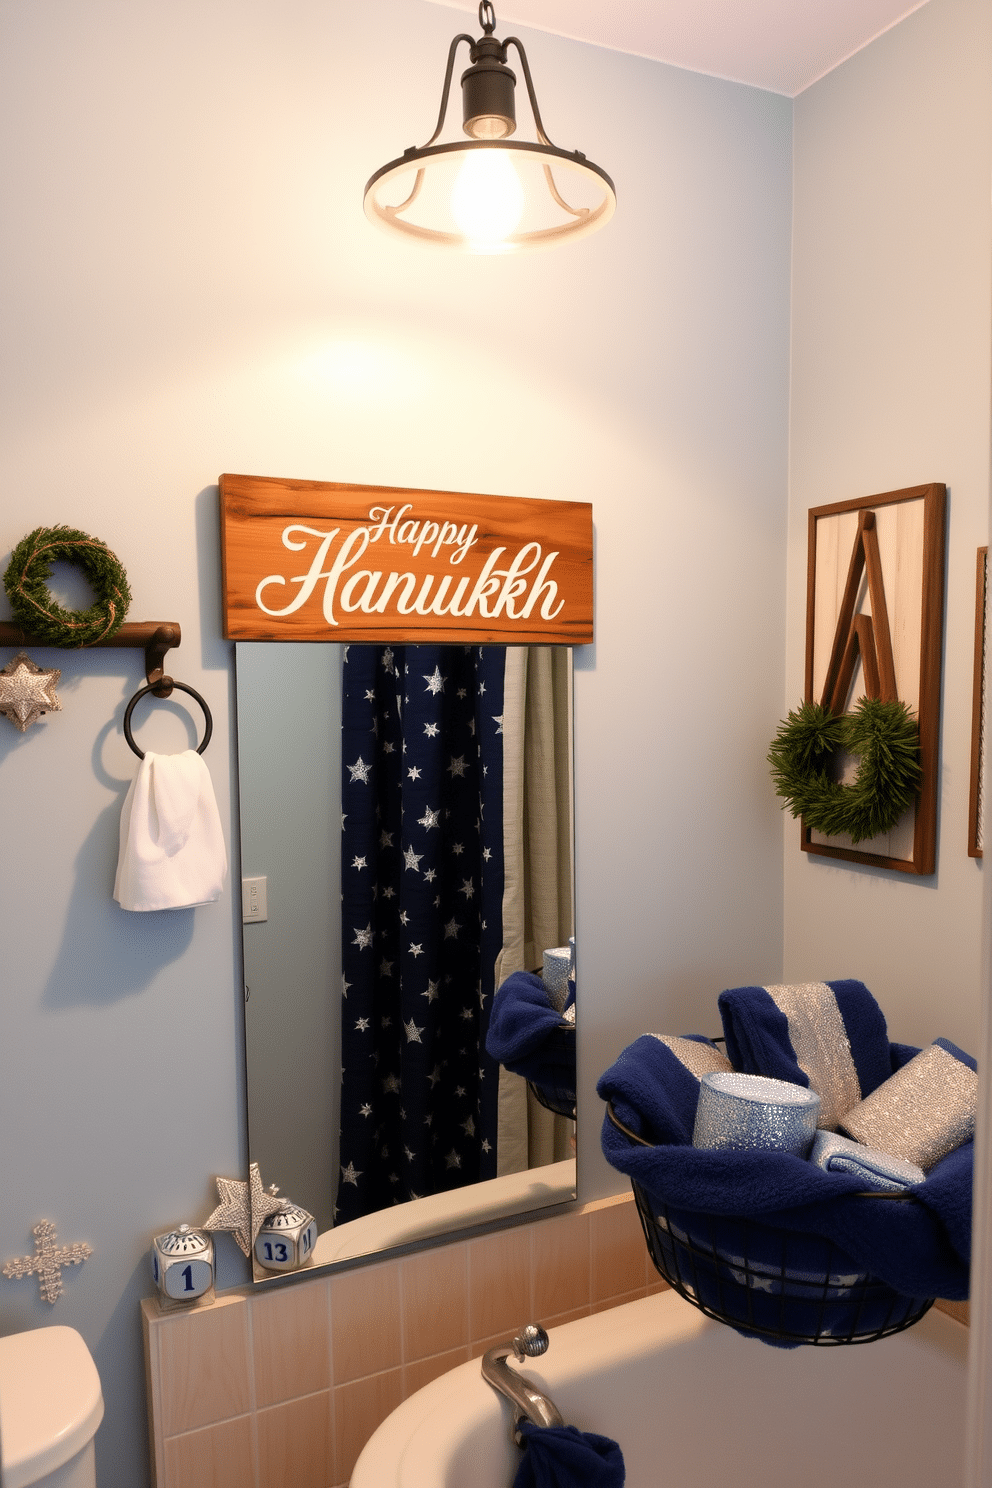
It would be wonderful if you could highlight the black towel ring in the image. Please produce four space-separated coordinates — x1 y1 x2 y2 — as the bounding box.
123 679 213 760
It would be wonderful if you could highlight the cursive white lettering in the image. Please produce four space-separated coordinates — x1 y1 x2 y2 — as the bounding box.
255 525 342 616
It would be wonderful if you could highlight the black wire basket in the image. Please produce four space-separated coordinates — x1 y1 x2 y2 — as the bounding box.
608 1103 935 1346
526 1023 576 1120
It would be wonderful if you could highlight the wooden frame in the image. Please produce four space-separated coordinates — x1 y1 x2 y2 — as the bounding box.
220 473 593 646
803 483 946 875
969 546 988 858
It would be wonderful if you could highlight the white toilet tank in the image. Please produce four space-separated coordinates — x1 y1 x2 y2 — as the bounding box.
0 1326 104 1488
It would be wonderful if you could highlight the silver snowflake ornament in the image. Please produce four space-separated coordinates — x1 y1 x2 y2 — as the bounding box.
0 652 62 732
3 1219 91 1303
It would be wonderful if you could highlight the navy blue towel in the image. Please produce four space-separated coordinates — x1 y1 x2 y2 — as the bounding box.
487 972 576 1098
717 979 893 1101
513 1422 625 1488
598 1034 972 1302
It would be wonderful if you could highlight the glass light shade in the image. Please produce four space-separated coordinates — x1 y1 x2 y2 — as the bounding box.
450 148 524 247
364 140 615 254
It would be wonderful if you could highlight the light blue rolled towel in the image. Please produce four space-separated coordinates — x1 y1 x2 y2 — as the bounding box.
810 1129 925 1192
542 946 571 1013
693 1072 821 1157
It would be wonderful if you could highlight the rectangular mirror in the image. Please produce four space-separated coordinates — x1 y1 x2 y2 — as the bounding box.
236 640 576 1278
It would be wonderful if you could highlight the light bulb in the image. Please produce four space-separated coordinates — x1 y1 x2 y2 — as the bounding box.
450 149 524 249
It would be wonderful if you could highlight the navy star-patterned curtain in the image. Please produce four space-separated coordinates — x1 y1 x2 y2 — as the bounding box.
336 644 504 1224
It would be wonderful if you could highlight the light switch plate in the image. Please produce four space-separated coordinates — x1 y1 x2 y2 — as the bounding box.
242 876 268 923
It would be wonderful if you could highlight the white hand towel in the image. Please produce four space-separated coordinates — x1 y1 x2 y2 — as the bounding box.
115 750 227 911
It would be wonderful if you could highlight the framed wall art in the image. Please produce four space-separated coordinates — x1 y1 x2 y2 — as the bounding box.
803 482 946 875
969 546 987 859
220 473 593 647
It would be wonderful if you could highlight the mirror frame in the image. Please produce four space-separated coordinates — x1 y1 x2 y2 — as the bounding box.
223 477 592 1284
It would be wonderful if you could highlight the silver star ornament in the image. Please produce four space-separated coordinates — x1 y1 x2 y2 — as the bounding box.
0 652 62 732
203 1162 286 1257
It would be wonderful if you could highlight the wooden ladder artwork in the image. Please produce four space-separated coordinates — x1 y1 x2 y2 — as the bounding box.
820 510 897 715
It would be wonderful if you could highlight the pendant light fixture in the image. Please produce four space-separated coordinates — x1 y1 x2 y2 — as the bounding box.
364 2 616 254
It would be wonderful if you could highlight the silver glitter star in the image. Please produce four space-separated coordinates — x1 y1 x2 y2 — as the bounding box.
0 652 62 732
203 1162 285 1257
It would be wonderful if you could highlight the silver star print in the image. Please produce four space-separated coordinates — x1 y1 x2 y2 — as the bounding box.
341 1162 362 1186
0 653 62 732
353 923 374 949
418 805 441 830
448 755 468 777
423 666 445 694
348 756 372 783
203 1163 285 1257
403 844 424 872
404 1018 425 1043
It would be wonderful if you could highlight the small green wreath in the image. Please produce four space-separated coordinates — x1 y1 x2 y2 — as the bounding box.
768 697 922 843
4 525 131 647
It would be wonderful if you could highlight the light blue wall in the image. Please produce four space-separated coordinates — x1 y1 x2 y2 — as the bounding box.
0 3 790 1485
785 0 992 1047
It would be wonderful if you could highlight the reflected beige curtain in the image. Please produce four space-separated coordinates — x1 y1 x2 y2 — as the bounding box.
494 646 574 1175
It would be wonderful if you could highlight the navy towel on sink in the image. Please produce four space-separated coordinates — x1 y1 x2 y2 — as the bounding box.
513 1422 625 1488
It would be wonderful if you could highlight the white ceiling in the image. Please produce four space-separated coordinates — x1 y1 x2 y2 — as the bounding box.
425 0 932 97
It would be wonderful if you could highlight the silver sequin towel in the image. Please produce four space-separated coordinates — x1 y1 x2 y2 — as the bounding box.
765 982 862 1130
650 1034 733 1081
840 1043 977 1170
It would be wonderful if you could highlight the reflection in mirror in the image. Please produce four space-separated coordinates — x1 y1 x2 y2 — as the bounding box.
236 642 576 1274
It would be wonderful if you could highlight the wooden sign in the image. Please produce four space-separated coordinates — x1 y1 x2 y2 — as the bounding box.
804 482 946 875
220 473 593 646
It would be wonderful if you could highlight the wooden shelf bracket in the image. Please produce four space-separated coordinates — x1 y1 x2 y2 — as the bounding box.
0 621 182 696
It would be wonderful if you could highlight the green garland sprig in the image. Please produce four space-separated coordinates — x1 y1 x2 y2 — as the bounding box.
4 525 131 647
767 697 922 844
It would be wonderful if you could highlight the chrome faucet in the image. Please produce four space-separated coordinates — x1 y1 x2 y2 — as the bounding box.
481 1324 564 1443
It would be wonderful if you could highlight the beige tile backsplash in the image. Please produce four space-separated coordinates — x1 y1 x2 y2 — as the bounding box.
142 1192 655 1488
